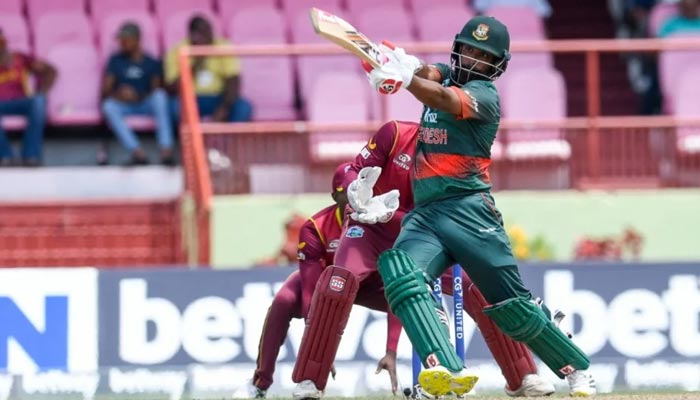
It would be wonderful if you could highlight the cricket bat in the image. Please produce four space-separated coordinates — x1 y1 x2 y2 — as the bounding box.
309 7 385 69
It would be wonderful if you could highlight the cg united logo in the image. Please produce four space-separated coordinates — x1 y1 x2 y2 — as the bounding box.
329 276 346 292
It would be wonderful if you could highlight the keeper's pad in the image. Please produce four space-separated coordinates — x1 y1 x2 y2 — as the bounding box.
465 283 537 390
378 249 463 372
483 297 590 378
292 266 359 389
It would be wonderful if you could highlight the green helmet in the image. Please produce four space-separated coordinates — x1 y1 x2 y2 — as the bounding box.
450 15 511 84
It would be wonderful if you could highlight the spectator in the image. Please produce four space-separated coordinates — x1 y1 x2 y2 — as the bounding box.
101 22 175 166
658 0 700 37
0 27 56 166
165 15 252 123
474 0 553 18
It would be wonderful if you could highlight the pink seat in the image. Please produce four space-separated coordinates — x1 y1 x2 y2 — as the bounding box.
483 5 546 39
0 0 23 15
99 12 160 62
34 11 93 57
282 0 343 25
154 0 215 24
501 67 570 160
227 7 287 44
89 0 150 26
409 0 466 12
217 0 279 27
229 8 296 120
369 89 424 122
414 5 475 64
0 15 31 54
27 0 86 24
46 45 101 125
345 0 405 16
307 72 370 162
291 8 358 100
354 5 415 44
673 68 700 154
162 9 222 52
658 33 700 113
649 2 677 36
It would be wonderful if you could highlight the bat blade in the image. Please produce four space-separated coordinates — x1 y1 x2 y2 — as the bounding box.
309 7 384 69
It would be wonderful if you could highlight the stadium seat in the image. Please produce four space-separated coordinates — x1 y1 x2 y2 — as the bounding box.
414 5 475 64
649 2 678 37
162 9 223 52
673 68 700 154
282 0 343 25
658 32 700 113
0 0 23 15
89 0 150 26
307 72 370 162
501 67 570 160
369 88 425 123
153 0 215 25
354 5 415 44
0 15 31 54
46 44 101 125
33 11 93 58
99 12 161 62
409 0 467 12
291 8 358 103
26 0 86 24
482 5 546 39
216 0 279 27
345 0 406 16
228 7 297 120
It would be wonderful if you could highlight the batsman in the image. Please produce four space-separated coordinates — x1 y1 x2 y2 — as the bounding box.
359 15 597 397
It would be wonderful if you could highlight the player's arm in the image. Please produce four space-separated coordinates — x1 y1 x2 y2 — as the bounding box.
341 120 400 190
297 219 328 319
405 76 463 116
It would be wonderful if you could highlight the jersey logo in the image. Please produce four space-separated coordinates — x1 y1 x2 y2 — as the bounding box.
472 23 490 41
345 226 364 238
393 153 411 170
329 276 346 292
297 251 306 261
422 107 437 124
298 242 306 250
328 239 340 252
360 147 371 159
367 137 377 150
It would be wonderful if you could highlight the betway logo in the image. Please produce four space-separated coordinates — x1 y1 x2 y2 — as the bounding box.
545 271 700 358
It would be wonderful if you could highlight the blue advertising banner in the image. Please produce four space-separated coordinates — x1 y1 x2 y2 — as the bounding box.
93 262 700 397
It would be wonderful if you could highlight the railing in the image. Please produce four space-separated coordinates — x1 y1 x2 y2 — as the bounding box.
177 38 700 259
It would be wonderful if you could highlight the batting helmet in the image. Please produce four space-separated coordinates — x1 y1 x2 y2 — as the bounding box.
450 15 511 85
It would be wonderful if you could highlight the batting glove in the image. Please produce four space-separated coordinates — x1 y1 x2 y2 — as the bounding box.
361 42 422 95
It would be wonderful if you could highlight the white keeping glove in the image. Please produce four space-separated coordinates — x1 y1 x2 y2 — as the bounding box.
348 166 381 212
350 190 399 224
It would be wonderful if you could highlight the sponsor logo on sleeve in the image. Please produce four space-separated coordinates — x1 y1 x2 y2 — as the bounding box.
345 226 364 238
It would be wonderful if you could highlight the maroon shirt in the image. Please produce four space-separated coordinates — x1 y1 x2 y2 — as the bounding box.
0 53 34 100
343 120 419 219
297 204 344 318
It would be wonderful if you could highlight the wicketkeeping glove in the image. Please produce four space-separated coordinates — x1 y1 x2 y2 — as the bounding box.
347 166 400 224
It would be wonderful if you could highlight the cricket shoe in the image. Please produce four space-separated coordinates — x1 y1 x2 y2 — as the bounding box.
418 366 478 397
504 374 555 397
293 380 322 400
231 381 266 399
566 370 597 397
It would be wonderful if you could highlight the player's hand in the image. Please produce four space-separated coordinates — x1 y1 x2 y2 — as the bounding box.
330 364 337 380
364 63 405 95
378 40 423 75
348 166 382 212
375 350 398 394
350 190 399 224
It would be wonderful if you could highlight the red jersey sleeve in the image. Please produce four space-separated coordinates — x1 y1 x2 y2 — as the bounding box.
297 218 327 319
341 120 400 190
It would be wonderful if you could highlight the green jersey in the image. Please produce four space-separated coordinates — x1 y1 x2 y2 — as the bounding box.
412 63 501 206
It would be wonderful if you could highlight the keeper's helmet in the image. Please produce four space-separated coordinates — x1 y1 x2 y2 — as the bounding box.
450 15 511 85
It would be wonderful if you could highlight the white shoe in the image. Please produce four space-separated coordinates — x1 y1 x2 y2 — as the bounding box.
505 374 556 397
293 380 322 400
232 380 266 399
566 370 597 397
418 366 478 397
